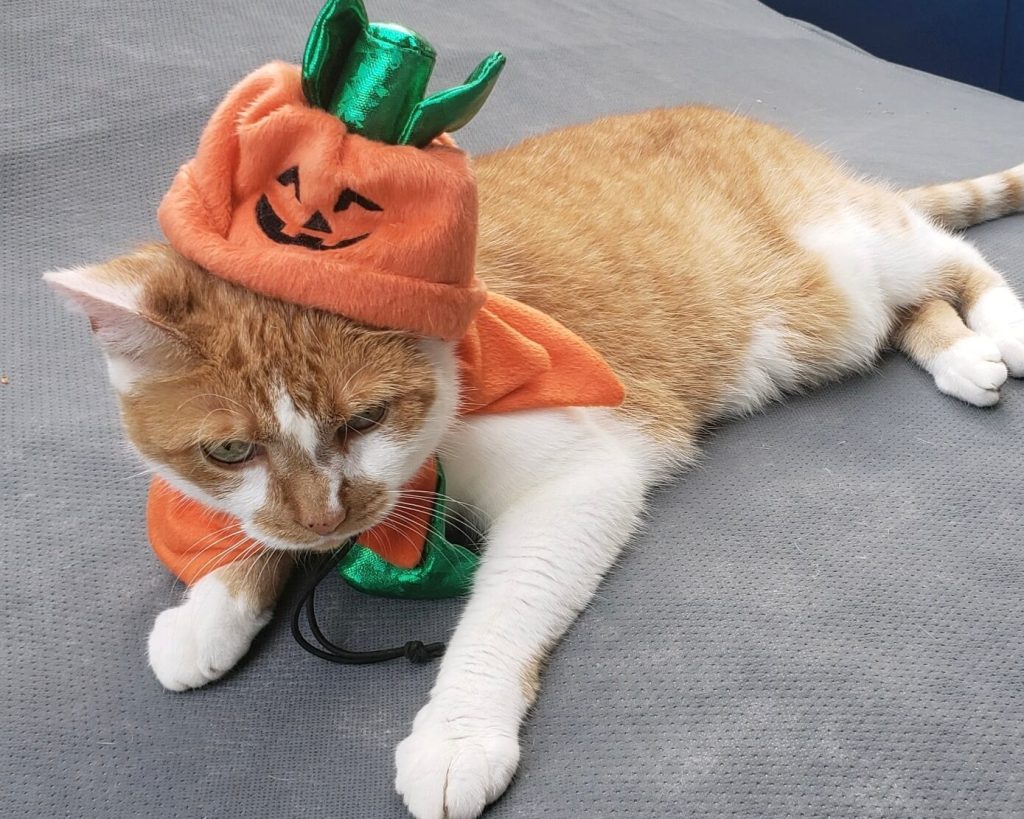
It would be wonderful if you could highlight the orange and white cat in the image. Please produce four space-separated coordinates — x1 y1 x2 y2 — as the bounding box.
46 108 1024 819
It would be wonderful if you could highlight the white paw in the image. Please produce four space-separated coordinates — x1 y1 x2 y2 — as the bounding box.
932 335 1008 407
147 574 271 691
991 332 1024 377
967 286 1024 376
395 703 520 819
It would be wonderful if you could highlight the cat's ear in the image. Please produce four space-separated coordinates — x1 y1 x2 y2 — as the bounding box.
44 264 190 390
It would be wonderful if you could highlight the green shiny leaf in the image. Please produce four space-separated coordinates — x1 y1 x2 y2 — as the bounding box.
400 51 506 147
301 0 369 110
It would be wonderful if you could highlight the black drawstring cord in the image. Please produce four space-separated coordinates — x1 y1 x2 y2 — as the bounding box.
290 541 446 665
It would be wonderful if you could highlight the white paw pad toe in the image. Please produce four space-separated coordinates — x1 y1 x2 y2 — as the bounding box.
967 287 1024 377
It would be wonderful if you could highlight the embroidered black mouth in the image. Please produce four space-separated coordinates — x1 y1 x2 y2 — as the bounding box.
255 195 371 250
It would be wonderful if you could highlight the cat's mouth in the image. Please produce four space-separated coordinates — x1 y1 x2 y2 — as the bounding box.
306 530 359 552
248 525 351 554
252 500 393 554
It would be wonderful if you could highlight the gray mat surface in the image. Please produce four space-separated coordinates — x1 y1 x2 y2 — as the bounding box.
4 1 1024 816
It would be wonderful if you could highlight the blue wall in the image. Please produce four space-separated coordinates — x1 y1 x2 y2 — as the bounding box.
762 0 1024 100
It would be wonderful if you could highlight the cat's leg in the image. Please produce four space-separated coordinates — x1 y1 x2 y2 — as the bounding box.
954 254 1024 376
394 409 664 819
894 297 1007 406
894 212 1024 376
148 550 294 691
881 210 1022 402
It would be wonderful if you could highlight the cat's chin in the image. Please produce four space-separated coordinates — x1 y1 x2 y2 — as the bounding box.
242 525 350 554
244 521 384 554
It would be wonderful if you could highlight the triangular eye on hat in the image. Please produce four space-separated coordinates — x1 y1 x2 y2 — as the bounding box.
301 0 505 147
276 166 300 198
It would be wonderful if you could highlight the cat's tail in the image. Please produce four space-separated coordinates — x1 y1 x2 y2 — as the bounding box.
902 163 1024 230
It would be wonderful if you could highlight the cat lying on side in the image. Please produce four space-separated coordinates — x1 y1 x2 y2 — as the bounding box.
47 107 1024 819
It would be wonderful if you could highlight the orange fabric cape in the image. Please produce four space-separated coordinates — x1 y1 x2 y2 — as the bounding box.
148 292 625 584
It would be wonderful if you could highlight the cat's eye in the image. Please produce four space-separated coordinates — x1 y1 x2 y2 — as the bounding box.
343 403 388 434
202 440 257 465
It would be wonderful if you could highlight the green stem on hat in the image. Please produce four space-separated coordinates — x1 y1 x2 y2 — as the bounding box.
329 23 436 145
301 0 505 146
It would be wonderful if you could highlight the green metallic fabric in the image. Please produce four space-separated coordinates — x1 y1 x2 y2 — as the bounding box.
400 51 506 147
301 0 368 111
301 0 505 146
336 463 479 599
328 24 435 144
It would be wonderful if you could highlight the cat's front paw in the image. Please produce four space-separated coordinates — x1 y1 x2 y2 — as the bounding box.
395 702 520 819
147 573 271 691
931 335 1008 406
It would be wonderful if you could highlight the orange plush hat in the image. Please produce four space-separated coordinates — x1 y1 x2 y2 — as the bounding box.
159 61 484 342
149 0 625 599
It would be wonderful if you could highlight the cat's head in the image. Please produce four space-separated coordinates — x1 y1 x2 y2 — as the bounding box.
45 244 458 551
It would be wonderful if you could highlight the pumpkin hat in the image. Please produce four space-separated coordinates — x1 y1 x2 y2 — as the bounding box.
150 0 625 621
158 0 505 341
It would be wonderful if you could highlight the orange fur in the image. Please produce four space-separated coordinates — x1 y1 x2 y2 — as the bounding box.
904 166 1024 230
474 106 862 445
894 298 973 363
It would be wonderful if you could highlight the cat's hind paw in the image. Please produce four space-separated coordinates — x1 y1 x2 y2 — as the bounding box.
931 335 1008 407
993 333 1024 377
395 703 520 819
967 286 1024 377
147 573 271 691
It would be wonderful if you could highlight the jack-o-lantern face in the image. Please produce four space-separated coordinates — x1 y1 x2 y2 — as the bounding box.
255 166 383 251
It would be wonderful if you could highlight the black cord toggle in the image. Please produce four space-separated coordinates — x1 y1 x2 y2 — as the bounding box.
401 640 446 663
290 540 448 665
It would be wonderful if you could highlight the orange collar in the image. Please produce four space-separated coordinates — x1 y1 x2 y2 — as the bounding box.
147 292 624 584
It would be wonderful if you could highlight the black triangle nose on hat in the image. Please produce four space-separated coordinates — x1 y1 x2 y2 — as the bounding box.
302 210 332 233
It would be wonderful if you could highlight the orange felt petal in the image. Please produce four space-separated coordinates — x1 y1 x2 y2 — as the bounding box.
354 459 436 569
147 480 260 586
458 293 626 415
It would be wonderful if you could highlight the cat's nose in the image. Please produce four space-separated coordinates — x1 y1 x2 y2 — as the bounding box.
300 509 347 536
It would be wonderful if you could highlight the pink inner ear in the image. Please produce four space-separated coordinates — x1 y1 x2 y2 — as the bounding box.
43 266 172 362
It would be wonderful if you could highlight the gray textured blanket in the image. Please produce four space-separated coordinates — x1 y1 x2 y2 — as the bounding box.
3 1 1023 815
